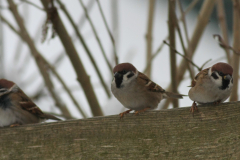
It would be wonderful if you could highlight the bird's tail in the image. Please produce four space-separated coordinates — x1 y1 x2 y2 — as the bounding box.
163 92 186 99
43 113 62 121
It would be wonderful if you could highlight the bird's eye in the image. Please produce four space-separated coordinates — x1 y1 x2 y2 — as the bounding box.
122 70 126 74
218 71 224 76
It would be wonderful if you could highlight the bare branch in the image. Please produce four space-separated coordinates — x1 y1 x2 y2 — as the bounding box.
20 0 44 11
78 0 112 74
168 0 178 108
177 0 195 80
163 41 210 71
213 34 240 55
161 0 217 109
145 0 155 77
40 0 103 116
230 0 240 101
56 0 111 98
40 55 87 118
216 0 231 63
96 0 118 65
7 0 73 119
143 36 168 74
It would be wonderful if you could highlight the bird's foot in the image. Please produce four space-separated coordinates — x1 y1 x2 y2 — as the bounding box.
10 123 20 127
134 107 151 115
119 109 132 119
190 101 198 115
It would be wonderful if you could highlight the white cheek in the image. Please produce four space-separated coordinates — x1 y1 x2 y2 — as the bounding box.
211 76 223 87
123 74 129 81
121 72 137 85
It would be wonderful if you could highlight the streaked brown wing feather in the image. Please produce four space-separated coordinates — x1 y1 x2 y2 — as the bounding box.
191 68 209 87
17 89 45 118
138 72 165 92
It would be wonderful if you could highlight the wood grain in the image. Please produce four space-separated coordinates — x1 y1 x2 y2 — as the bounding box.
1 102 240 159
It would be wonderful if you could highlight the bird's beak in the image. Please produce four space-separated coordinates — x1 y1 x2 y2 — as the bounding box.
224 75 231 80
114 72 122 78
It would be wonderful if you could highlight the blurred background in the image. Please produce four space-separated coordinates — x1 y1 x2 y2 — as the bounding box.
0 0 238 119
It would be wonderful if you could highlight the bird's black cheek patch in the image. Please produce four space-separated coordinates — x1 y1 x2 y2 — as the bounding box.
127 72 134 78
115 77 123 88
211 72 219 79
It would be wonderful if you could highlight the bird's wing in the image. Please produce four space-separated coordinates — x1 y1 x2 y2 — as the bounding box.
137 72 165 92
191 68 210 87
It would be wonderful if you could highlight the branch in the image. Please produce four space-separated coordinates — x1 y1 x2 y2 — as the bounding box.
78 0 112 74
143 36 168 74
168 0 178 108
216 0 231 63
163 41 211 72
161 0 217 109
96 0 118 65
145 0 155 78
213 34 240 55
7 0 73 119
56 0 111 98
20 0 44 11
40 55 87 118
230 0 240 101
40 0 103 116
177 0 195 80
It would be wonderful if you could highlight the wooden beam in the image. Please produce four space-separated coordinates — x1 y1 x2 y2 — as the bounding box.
0 102 240 159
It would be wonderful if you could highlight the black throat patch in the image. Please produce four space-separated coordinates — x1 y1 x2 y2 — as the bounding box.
0 94 12 110
115 76 123 88
219 77 230 90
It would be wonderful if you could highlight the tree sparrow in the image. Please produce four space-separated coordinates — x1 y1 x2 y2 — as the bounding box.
0 79 61 127
188 62 233 113
111 63 184 118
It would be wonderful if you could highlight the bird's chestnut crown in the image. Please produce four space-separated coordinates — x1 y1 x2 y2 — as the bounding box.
0 79 15 90
113 63 137 74
211 62 233 76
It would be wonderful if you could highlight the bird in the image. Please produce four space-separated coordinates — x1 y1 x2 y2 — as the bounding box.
111 63 184 118
188 62 233 113
0 79 61 127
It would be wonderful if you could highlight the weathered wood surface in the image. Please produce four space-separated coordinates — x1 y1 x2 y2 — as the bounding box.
1 102 240 159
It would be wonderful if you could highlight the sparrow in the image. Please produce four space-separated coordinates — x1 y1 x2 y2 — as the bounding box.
0 79 61 127
111 63 184 118
188 62 233 113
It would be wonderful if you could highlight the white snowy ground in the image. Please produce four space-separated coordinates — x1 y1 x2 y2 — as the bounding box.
1 0 234 118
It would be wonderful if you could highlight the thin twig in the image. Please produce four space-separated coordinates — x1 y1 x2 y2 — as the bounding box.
144 0 198 76
213 34 240 55
7 0 73 119
145 0 155 77
52 0 95 68
216 0 231 63
40 55 87 118
161 0 217 109
110 0 119 67
56 0 111 98
173 1 194 80
164 41 202 71
20 0 44 11
96 0 118 65
78 0 112 74
168 0 178 108
0 0 4 78
40 0 103 116
230 0 240 101
179 0 199 22
143 36 168 74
